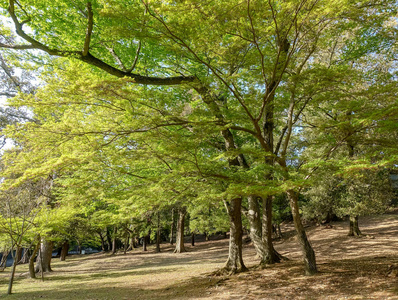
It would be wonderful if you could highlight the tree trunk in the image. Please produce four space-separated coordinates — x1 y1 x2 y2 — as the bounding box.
60 241 69 261
142 234 149 252
39 247 44 281
124 232 129 254
156 212 161 253
170 208 175 245
35 239 53 273
111 226 117 255
221 198 247 274
132 236 138 249
106 227 112 251
15 247 23 263
98 231 106 251
7 246 19 295
261 196 282 264
286 190 317 275
29 241 40 279
174 207 186 253
276 223 283 239
247 195 281 265
18 248 29 264
0 249 10 271
191 233 195 246
247 195 265 257
77 240 82 254
348 215 362 236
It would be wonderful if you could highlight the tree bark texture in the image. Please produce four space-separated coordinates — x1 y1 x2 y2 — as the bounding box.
174 207 187 253
170 208 175 245
111 226 117 255
60 241 69 261
15 247 22 263
106 227 112 251
247 195 281 265
247 196 265 257
156 212 161 253
35 239 53 273
222 198 247 274
77 240 82 254
18 248 29 264
7 246 19 295
348 215 362 236
29 241 40 279
98 231 106 251
286 190 317 275
124 232 129 254
142 234 149 252
133 236 139 248
261 196 281 264
0 249 10 271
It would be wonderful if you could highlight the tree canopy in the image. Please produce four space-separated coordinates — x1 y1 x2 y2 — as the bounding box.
0 0 397 282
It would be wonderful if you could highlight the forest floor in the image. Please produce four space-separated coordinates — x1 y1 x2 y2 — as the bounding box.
0 212 397 300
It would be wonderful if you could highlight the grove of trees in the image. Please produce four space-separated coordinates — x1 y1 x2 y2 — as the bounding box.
0 0 397 295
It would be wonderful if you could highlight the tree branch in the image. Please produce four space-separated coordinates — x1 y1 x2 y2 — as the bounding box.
82 2 94 56
4 0 195 86
101 43 127 71
0 43 36 50
127 41 141 73
275 97 311 155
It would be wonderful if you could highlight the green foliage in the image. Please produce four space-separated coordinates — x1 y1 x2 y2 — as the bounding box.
303 166 394 222
0 0 397 249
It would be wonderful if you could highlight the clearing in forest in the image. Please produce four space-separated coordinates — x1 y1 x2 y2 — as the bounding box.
0 213 397 299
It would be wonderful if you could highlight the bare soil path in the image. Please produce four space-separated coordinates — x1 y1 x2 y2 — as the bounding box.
0 213 397 299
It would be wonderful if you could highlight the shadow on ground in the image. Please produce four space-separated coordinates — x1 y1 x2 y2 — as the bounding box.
0 214 397 299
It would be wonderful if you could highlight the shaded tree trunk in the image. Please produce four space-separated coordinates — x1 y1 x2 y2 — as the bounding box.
77 240 82 254
106 227 112 252
348 215 362 236
247 195 265 257
29 241 40 279
142 234 149 252
111 226 117 255
35 239 53 273
18 248 29 264
15 247 23 263
261 196 282 264
170 208 175 245
221 198 247 274
191 233 195 246
286 190 317 275
124 232 129 254
247 195 281 266
132 236 139 248
7 246 19 295
156 212 161 253
174 207 186 253
0 249 10 271
276 223 283 239
98 231 106 251
60 241 69 261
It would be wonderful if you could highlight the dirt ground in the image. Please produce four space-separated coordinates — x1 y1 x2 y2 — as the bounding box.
0 212 397 299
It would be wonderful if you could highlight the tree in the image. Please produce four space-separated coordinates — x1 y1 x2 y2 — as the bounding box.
1 0 396 275
300 55 398 236
0 177 44 294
